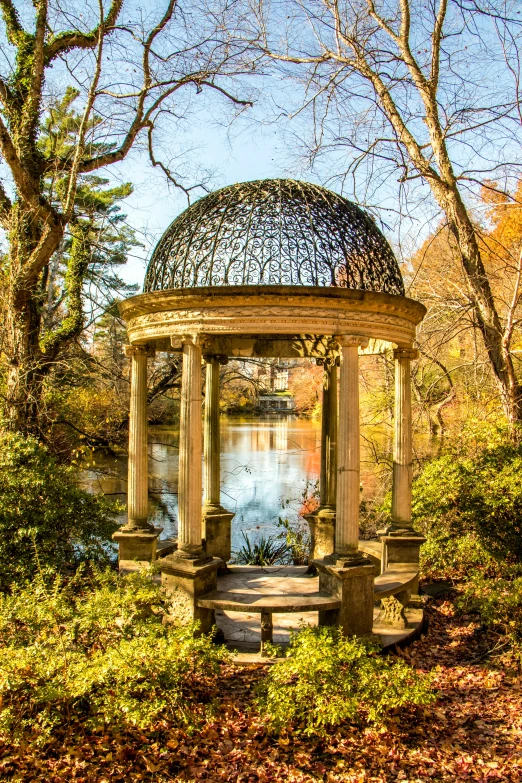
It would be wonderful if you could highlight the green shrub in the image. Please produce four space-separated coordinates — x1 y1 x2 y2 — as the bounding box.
405 441 522 579
0 567 228 743
419 532 501 581
256 626 434 736
276 517 310 565
0 432 118 588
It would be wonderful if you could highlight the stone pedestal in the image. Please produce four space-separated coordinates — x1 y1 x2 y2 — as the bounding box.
315 555 376 637
379 528 426 591
202 505 235 566
305 507 336 561
113 527 162 570
160 555 223 634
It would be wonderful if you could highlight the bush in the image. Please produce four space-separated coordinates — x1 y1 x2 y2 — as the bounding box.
0 567 228 744
409 441 522 579
256 626 434 736
276 517 310 565
0 432 118 588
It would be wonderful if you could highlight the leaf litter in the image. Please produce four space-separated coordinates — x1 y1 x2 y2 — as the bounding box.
1 596 521 782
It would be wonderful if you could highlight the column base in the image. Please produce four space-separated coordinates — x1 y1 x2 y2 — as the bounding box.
313 554 376 637
202 504 235 566
304 506 335 561
159 554 223 634
112 526 163 571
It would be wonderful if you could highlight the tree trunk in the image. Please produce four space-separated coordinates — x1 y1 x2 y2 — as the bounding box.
5 283 45 435
441 190 522 426
3 206 62 436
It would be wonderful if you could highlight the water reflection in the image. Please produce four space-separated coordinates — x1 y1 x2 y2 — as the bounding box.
80 415 321 552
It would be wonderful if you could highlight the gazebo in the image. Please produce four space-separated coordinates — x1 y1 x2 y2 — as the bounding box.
115 179 426 652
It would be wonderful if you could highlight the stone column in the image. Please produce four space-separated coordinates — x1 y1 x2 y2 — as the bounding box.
202 355 234 565
321 358 338 510
392 348 417 529
113 345 161 569
335 337 367 557
314 336 376 638
159 335 222 634
177 336 206 559
306 358 338 560
380 347 425 578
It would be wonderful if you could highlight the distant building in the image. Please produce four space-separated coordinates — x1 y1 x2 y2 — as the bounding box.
258 393 296 412
255 361 296 412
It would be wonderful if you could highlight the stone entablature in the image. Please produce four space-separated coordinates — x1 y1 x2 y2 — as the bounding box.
119 286 426 353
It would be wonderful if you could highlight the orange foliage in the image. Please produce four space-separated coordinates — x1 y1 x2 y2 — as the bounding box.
288 361 324 414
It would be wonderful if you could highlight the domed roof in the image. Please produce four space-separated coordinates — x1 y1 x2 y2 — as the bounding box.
144 179 404 296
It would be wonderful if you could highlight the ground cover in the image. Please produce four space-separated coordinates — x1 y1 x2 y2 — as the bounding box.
0 596 520 783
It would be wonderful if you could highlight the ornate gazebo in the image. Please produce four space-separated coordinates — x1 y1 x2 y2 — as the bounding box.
115 179 426 650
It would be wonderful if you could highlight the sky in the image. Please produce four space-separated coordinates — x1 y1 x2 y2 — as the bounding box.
2 0 521 298
118 118 288 289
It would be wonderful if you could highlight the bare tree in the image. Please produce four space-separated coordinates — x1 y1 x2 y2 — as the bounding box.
258 0 522 427
0 0 254 434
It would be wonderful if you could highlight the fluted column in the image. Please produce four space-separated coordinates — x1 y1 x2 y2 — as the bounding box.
124 344 154 531
202 355 234 564
335 336 368 556
391 348 418 529
204 356 222 509
320 358 338 510
176 335 205 559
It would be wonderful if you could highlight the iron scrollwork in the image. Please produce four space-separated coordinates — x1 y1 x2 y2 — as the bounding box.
144 179 405 296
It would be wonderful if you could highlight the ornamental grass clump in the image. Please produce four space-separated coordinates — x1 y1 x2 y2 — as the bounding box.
0 566 228 744
256 626 435 736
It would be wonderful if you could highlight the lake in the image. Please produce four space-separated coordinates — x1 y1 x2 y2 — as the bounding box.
81 415 326 553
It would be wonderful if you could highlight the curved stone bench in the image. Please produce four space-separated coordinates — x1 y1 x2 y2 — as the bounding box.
196 565 340 654
197 591 340 614
197 590 341 655
197 563 420 654
374 565 419 599
358 539 382 567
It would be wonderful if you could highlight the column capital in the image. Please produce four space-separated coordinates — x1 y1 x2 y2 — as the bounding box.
204 353 229 365
394 347 419 361
124 344 155 358
336 334 369 349
170 333 211 350
316 355 340 368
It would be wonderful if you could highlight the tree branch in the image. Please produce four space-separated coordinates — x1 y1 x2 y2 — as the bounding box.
431 0 448 90
0 178 12 226
0 0 24 43
0 113 59 223
44 0 124 63
63 0 105 218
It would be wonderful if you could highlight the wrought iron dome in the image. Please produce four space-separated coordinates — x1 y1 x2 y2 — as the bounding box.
144 179 405 296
